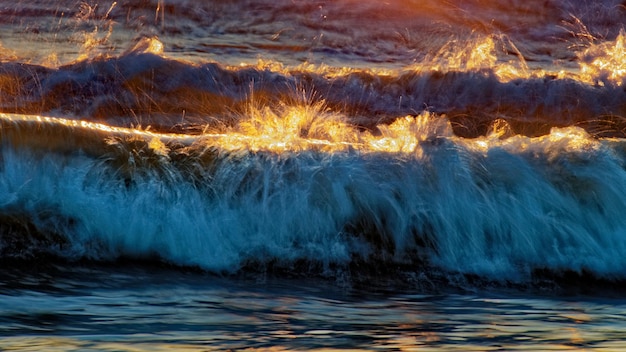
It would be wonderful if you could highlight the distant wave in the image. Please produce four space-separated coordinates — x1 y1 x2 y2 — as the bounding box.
0 43 625 138
1 0 623 67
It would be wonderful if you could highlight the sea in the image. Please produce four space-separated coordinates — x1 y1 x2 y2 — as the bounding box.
0 0 626 350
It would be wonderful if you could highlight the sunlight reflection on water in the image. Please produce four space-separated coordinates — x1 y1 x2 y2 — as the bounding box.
1 266 625 351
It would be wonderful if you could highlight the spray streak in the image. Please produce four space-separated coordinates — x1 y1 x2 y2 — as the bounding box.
580 29 626 86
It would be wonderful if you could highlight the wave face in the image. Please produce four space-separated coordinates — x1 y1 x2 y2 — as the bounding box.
0 0 626 288
3 114 626 287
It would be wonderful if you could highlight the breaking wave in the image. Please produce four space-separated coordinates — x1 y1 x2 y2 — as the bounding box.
1 0 626 289
2 111 626 289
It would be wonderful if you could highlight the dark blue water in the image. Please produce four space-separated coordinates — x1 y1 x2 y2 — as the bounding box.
2 264 626 351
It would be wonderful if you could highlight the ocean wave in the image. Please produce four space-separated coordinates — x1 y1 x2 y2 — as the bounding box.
2 113 626 288
2 0 623 66
1 0 626 290
0 39 625 138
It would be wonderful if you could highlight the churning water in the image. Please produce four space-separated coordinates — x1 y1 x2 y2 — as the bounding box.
1 0 626 350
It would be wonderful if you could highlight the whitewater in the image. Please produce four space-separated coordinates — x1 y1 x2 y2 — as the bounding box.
1 0 626 350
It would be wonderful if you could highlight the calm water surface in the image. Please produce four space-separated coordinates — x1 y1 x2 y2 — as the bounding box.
1 264 625 351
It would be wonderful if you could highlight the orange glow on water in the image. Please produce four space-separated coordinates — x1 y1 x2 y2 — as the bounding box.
0 105 602 166
580 30 626 86
422 35 530 82
216 105 458 155
1 109 456 156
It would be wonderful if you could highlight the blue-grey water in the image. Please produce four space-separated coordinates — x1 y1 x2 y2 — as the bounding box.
2 264 626 351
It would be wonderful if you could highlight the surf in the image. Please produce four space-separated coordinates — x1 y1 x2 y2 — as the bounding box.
0 0 625 290
1 108 626 287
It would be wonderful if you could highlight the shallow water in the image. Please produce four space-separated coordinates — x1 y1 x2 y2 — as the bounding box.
1 264 626 351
